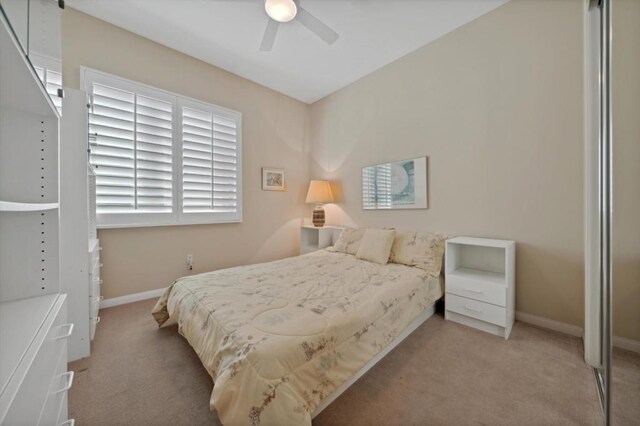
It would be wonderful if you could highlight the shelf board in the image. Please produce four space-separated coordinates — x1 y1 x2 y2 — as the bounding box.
447 236 514 248
0 201 59 212
448 267 506 286
301 225 343 230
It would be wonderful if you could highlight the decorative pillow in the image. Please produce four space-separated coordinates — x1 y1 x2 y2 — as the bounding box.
390 231 447 276
333 227 365 255
356 228 396 264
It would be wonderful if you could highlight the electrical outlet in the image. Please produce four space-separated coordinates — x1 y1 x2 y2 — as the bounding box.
186 254 193 271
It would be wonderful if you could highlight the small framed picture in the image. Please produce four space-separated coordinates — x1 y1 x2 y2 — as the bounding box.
262 168 286 191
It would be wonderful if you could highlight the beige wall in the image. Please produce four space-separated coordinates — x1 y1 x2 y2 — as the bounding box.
310 0 639 340
310 0 588 330
612 0 640 341
62 1 638 340
62 9 310 299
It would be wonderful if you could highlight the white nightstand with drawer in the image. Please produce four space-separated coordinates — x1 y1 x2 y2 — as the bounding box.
444 237 515 339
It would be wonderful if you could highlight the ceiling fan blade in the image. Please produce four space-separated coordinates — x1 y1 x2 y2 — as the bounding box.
296 6 339 45
260 19 280 51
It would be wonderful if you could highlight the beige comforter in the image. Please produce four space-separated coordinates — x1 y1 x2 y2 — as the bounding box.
152 250 443 426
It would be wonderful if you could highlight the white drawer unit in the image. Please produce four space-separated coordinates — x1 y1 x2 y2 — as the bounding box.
56 394 69 426
446 294 507 327
90 295 103 318
446 269 507 306
444 237 515 339
90 277 102 298
0 294 74 426
38 352 72 426
88 238 101 341
90 316 101 341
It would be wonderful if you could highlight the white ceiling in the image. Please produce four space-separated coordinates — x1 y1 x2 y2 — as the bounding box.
66 0 509 104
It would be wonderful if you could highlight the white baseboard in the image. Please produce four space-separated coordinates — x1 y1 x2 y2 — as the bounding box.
613 335 640 354
100 287 167 309
516 311 584 337
516 311 640 354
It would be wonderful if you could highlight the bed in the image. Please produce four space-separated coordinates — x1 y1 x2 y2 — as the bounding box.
152 249 443 425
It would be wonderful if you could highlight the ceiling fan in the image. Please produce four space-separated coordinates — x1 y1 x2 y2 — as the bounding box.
215 0 339 51
260 0 339 51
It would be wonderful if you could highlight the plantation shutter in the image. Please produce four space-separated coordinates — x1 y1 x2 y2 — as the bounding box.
89 83 136 214
34 66 62 113
362 166 376 209
135 95 173 212
89 83 173 215
83 67 242 227
181 104 239 215
45 70 63 113
362 164 392 209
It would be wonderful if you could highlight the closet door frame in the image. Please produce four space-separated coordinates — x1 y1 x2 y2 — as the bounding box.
584 0 612 424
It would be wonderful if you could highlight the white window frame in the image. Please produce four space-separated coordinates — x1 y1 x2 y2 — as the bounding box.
81 67 243 228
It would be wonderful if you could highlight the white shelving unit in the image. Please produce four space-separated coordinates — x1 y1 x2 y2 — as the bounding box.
444 237 515 339
300 226 343 255
88 168 97 241
0 4 73 425
60 88 96 360
0 7 60 303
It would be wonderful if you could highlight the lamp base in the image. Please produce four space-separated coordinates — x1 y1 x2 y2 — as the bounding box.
312 206 325 227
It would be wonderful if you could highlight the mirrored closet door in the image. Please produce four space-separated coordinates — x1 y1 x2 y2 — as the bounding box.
584 0 611 422
585 0 640 425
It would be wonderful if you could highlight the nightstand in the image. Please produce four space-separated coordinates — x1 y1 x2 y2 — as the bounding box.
300 226 343 255
444 236 515 339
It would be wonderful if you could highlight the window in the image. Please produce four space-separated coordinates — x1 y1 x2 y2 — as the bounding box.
33 66 62 114
83 68 242 228
30 52 63 114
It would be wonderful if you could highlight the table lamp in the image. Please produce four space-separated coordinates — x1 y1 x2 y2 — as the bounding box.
305 180 334 227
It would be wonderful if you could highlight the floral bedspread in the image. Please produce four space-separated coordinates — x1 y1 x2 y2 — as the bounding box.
152 250 443 426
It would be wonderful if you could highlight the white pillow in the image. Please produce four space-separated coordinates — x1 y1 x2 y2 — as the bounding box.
390 231 447 276
333 227 365 255
356 228 396 264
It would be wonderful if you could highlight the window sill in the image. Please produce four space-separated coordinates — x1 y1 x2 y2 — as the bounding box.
97 214 243 229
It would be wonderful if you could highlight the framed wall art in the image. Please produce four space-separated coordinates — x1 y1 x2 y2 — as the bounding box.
362 156 428 209
262 168 286 191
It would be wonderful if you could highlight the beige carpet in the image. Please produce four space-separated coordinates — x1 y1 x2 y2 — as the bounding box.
69 299 639 425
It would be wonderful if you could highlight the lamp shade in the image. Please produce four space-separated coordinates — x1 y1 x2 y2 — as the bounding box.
305 180 334 204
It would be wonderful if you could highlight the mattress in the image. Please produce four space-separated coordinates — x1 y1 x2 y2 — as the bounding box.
152 249 443 426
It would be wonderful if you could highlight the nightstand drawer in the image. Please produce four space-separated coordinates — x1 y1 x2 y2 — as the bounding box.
446 294 506 327
447 274 506 306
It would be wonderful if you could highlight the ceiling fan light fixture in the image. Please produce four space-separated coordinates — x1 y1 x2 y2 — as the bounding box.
265 0 297 23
